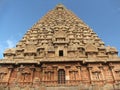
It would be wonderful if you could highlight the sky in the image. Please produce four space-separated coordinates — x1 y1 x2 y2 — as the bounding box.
0 0 120 58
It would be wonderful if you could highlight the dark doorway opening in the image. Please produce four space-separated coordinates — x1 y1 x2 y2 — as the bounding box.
58 69 65 84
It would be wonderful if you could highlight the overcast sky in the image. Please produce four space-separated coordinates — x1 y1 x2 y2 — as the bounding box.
0 0 120 58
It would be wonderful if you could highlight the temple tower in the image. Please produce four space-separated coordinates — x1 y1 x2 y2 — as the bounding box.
0 4 120 90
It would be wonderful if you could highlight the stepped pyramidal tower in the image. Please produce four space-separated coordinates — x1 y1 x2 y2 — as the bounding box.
0 4 120 90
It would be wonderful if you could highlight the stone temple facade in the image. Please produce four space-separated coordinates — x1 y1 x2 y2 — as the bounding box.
0 4 120 90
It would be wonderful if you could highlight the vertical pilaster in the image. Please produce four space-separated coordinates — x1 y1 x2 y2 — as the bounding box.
66 69 69 85
42 68 45 81
101 68 105 83
77 66 81 82
88 66 93 84
41 64 46 82
99 64 106 84
8 65 13 85
109 63 116 83
53 65 58 84
30 65 35 84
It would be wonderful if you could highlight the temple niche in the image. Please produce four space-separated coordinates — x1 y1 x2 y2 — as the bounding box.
0 4 120 90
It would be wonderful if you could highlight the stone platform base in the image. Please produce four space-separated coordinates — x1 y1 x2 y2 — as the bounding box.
0 83 120 90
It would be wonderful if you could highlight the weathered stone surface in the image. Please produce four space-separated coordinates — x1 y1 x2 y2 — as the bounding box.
0 4 120 90
102 84 114 90
46 86 78 90
0 86 5 90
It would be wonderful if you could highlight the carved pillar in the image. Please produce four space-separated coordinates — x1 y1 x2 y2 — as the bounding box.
53 65 58 84
41 64 46 82
42 69 45 82
66 69 69 85
48 71 51 81
109 63 116 83
30 65 35 84
88 66 93 84
65 65 70 85
19 65 24 84
8 65 13 85
98 64 105 84
16 68 21 82
54 69 56 82
77 65 81 81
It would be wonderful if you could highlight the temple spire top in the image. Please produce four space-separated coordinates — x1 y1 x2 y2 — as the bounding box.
55 3 66 10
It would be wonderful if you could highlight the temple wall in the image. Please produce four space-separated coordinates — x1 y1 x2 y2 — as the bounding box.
0 62 120 89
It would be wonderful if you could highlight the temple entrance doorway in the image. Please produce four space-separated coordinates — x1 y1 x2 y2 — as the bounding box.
58 69 65 84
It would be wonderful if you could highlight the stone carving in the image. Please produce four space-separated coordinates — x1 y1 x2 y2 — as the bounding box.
92 71 101 80
0 72 7 80
25 44 36 53
81 67 90 81
69 66 78 80
85 43 98 52
0 67 8 81
0 4 120 90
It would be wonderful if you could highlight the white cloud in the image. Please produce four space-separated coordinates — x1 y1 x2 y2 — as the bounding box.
0 44 5 58
6 40 15 48
0 45 2 50
0 39 16 59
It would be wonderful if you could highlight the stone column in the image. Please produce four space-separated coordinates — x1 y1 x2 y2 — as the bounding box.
42 68 45 82
88 67 93 84
65 69 69 85
99 66 106 84
41 64 46 82
30 65 35 84
48 72 51 81
8 65 13 85
65 65 70 85
53 65 58 84
109 65 116 83
77 66 81 81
